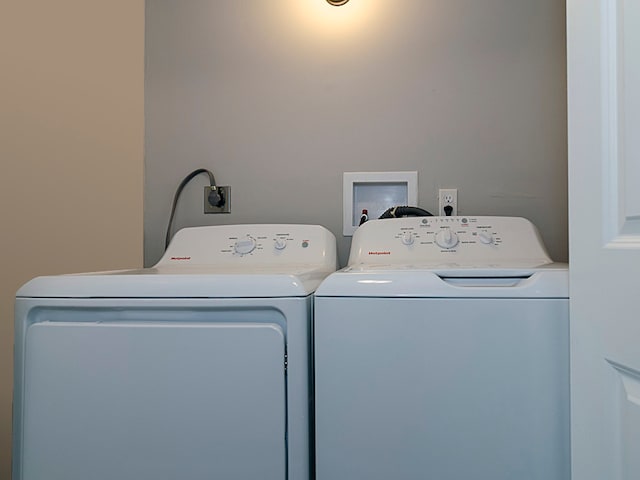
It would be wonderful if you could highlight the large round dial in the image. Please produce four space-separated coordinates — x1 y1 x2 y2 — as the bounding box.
435 229 459 249
234 236 257 255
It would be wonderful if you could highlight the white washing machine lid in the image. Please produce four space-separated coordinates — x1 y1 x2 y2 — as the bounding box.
17 224 338 299
314 263 568 298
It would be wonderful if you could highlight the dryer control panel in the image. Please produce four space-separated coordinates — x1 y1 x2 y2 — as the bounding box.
158 224 337 269
348 216 552 266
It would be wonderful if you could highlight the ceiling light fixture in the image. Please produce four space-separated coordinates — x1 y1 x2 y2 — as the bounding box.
326 0 349 6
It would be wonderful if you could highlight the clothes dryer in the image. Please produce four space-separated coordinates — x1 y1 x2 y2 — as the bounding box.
314 216 569 480
13 224 336 480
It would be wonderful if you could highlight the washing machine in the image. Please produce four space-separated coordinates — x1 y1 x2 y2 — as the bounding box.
13 224 336 480
314 216 569 480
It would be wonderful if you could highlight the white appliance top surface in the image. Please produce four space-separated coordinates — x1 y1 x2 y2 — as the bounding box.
18 224 338 298
316 216 568 298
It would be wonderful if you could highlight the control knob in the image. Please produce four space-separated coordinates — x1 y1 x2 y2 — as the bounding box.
477 231 494 245
274 238 287 250
435 229 459 249
401 231 414 245
234 236 257 255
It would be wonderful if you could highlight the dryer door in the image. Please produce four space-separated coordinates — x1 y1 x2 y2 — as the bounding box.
19 320 286 480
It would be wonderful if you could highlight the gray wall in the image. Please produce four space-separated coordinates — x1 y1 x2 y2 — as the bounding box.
145 0 567 267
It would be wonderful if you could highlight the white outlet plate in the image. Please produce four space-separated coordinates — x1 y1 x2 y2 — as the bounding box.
438 188 458 216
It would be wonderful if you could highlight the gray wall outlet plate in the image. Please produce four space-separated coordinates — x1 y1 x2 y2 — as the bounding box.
204 186 231 213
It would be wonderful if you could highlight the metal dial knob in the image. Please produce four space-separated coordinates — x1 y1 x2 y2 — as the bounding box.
234 236 257 255
477 231 494 245
435 229 459 249
401 232 415 245
274 238 287 250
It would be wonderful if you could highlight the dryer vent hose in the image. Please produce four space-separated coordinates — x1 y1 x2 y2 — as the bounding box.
379 206 434 219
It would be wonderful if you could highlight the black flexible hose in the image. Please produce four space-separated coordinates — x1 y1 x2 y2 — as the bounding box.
379 206 433 219
164 168 218 250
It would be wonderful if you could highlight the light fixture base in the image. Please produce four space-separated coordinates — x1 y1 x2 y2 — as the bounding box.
327 0 349 6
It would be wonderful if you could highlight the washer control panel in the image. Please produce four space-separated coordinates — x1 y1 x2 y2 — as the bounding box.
391 217 502 250
349 216 551 265
158 224 337 268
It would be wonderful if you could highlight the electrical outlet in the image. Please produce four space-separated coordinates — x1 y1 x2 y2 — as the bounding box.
438 188 457 216
204 186 231 213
